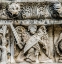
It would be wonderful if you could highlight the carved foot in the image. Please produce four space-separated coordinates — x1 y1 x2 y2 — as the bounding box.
16 58 24 63
24 58 35 63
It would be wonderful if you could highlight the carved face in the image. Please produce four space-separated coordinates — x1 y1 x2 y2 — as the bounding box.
28 25 37 34
8 3 20 18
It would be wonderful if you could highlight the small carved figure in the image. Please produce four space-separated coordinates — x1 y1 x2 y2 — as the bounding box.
24 25 49 63
22 6 32 19
37 7 45 18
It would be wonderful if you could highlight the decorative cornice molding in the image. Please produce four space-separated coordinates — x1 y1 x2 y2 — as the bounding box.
0 2 62 20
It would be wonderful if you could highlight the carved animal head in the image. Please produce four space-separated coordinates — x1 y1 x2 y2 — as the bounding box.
6 3 22 19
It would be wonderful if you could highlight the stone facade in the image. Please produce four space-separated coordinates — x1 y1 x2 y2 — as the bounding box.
0 0 62 64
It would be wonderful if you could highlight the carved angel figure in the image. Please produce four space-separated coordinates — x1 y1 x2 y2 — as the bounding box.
24 25 50 63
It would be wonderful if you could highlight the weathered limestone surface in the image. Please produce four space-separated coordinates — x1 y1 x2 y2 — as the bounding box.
0 0 62 64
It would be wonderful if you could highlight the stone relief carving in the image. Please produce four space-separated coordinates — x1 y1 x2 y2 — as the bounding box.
49 2 62 18
55 33 62 56
12 25 53 64
6 3 23 19
55 32 62 63
22 6 32 19
37 6 45 18
0 1 62 64
24 25 51 63
0 25 9 64
0 2 58 19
